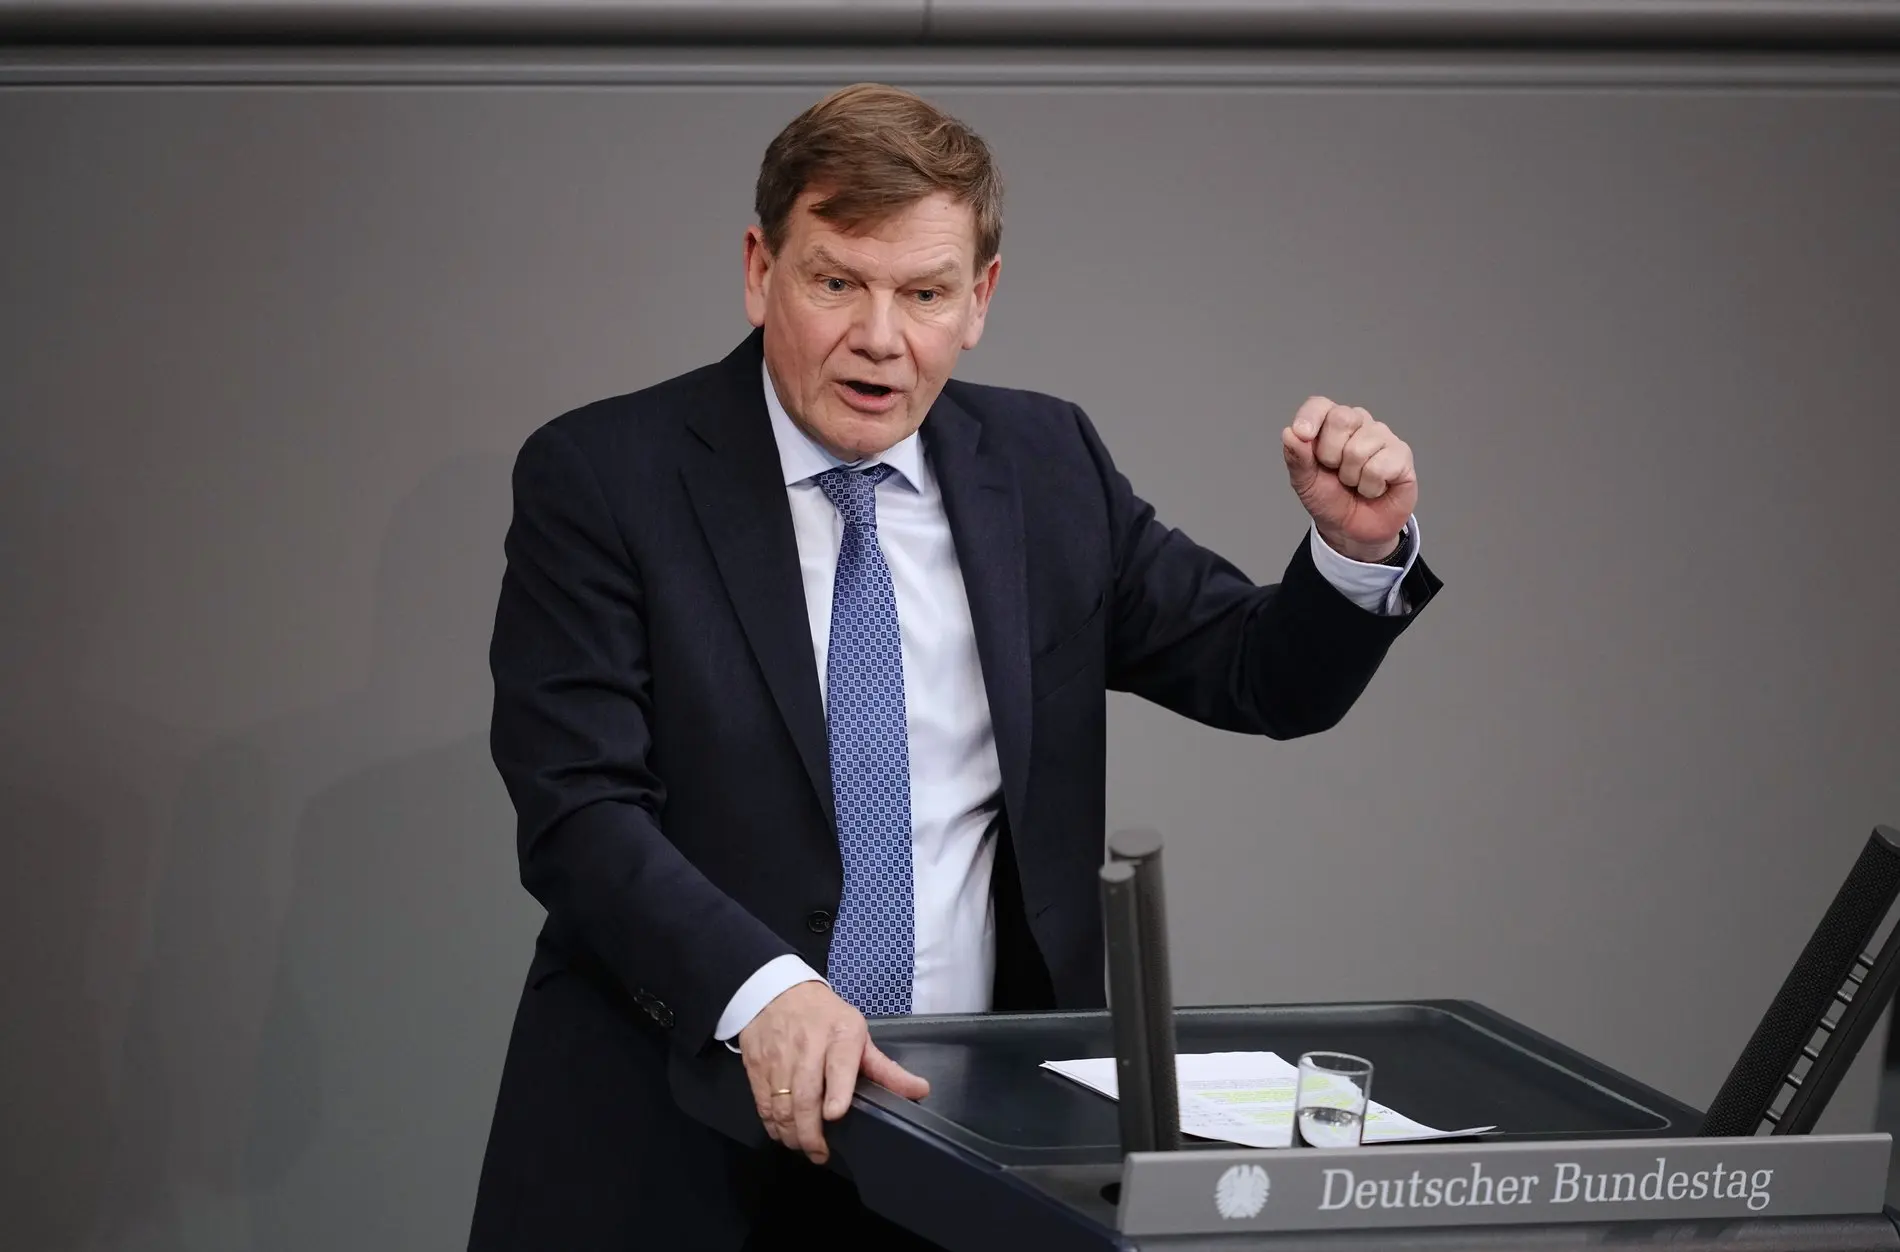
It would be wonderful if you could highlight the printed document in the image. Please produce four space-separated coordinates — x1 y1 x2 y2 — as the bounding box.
1041 1051 1495 1149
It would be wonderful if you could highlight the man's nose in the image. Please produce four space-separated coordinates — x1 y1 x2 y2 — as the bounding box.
850 292 904 360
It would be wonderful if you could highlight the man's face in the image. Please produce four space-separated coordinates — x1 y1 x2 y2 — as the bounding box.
744 189 1000 462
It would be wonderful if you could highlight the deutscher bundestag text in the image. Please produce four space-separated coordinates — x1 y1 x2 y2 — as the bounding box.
1319 1159 1774 1213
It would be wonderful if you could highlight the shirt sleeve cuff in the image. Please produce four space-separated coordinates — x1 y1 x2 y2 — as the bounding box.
1308 516 1420 616
716 954 828 1053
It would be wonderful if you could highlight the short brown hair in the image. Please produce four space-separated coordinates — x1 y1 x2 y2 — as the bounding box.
755 82 1003 271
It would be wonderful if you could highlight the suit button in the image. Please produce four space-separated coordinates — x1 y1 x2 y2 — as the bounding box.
806 910 833 935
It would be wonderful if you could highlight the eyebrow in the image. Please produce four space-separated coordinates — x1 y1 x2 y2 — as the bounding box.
808 246 963 287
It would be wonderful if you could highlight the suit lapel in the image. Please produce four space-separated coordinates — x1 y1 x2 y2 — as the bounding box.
677 339 1034 844
925 390 1032 845
680 331 834 828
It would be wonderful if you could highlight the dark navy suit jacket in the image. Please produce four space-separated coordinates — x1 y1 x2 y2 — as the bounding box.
469 329 1440 1249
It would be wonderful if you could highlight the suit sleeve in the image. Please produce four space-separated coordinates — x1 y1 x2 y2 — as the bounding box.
1072 403 1441 738
489 423 797 1052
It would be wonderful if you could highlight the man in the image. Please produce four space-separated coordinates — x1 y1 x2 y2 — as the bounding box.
471 82 1439 1250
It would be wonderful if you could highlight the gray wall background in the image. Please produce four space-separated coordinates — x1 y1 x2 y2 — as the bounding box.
2 42 1898 1252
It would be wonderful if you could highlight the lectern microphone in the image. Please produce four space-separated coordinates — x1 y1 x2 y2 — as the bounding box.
1100 827 1181 1154
1702 824 1900 1137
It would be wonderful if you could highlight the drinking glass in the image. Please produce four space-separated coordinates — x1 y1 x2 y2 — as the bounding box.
1294 1051 1373 1148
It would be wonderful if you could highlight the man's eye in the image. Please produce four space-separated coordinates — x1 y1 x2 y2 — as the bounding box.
915 289 940 303
822 277 849 293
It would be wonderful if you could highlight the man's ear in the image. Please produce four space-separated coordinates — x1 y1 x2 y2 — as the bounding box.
743 226 772 328
962 253 1001 350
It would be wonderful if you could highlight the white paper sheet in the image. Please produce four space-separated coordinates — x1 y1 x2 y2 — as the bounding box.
1040 1051 1495 1150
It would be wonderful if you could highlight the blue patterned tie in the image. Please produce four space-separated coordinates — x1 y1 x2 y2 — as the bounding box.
815 464 914 1016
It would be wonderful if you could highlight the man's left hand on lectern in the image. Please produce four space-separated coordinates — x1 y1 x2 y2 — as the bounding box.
737 981 932 1164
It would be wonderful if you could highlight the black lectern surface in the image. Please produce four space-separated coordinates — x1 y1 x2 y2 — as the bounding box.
865 1000 1693 1165
688 1000 1897 1251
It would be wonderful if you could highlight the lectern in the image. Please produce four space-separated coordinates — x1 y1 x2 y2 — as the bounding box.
684 827 1900 1249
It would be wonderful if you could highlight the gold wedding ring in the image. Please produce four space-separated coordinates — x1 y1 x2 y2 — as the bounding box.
772 1087 794 1097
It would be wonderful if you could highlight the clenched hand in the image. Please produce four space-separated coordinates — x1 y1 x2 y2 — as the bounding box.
1282 395 1418 563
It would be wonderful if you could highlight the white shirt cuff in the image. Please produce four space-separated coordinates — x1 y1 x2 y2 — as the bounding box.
1308 516 1420 616
715 954 828 1053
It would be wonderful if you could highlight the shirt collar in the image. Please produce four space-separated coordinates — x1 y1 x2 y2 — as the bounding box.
763 359 923 491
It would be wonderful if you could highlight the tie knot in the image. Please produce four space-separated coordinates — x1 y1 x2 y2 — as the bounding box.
816 464 895 528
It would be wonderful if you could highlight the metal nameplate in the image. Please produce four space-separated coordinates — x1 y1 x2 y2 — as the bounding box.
1117 1133 1891 1236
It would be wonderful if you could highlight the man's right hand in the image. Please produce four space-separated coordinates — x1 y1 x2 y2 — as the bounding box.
736 981 930 1164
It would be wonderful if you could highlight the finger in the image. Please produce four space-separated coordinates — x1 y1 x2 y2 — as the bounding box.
1336 422 1390 491
1290 395 1334 440
741 1038 778 1128
861 1041 931 1101
822 1027 862 1121
1357 443 1413 500
742 1042 791 1145
791 1029 831 1161
1314 404 1367 469
766 1084 798 1150
1380 437 1416 485
1281 426 1319 491
765 1047 801 1145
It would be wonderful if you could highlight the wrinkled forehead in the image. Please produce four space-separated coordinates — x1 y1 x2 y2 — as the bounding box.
785 189 981 276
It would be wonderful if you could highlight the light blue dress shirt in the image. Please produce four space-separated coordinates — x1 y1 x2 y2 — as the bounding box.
716 363 1420 1043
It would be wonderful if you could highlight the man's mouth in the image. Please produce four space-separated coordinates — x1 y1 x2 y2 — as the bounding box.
842 380 896 398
